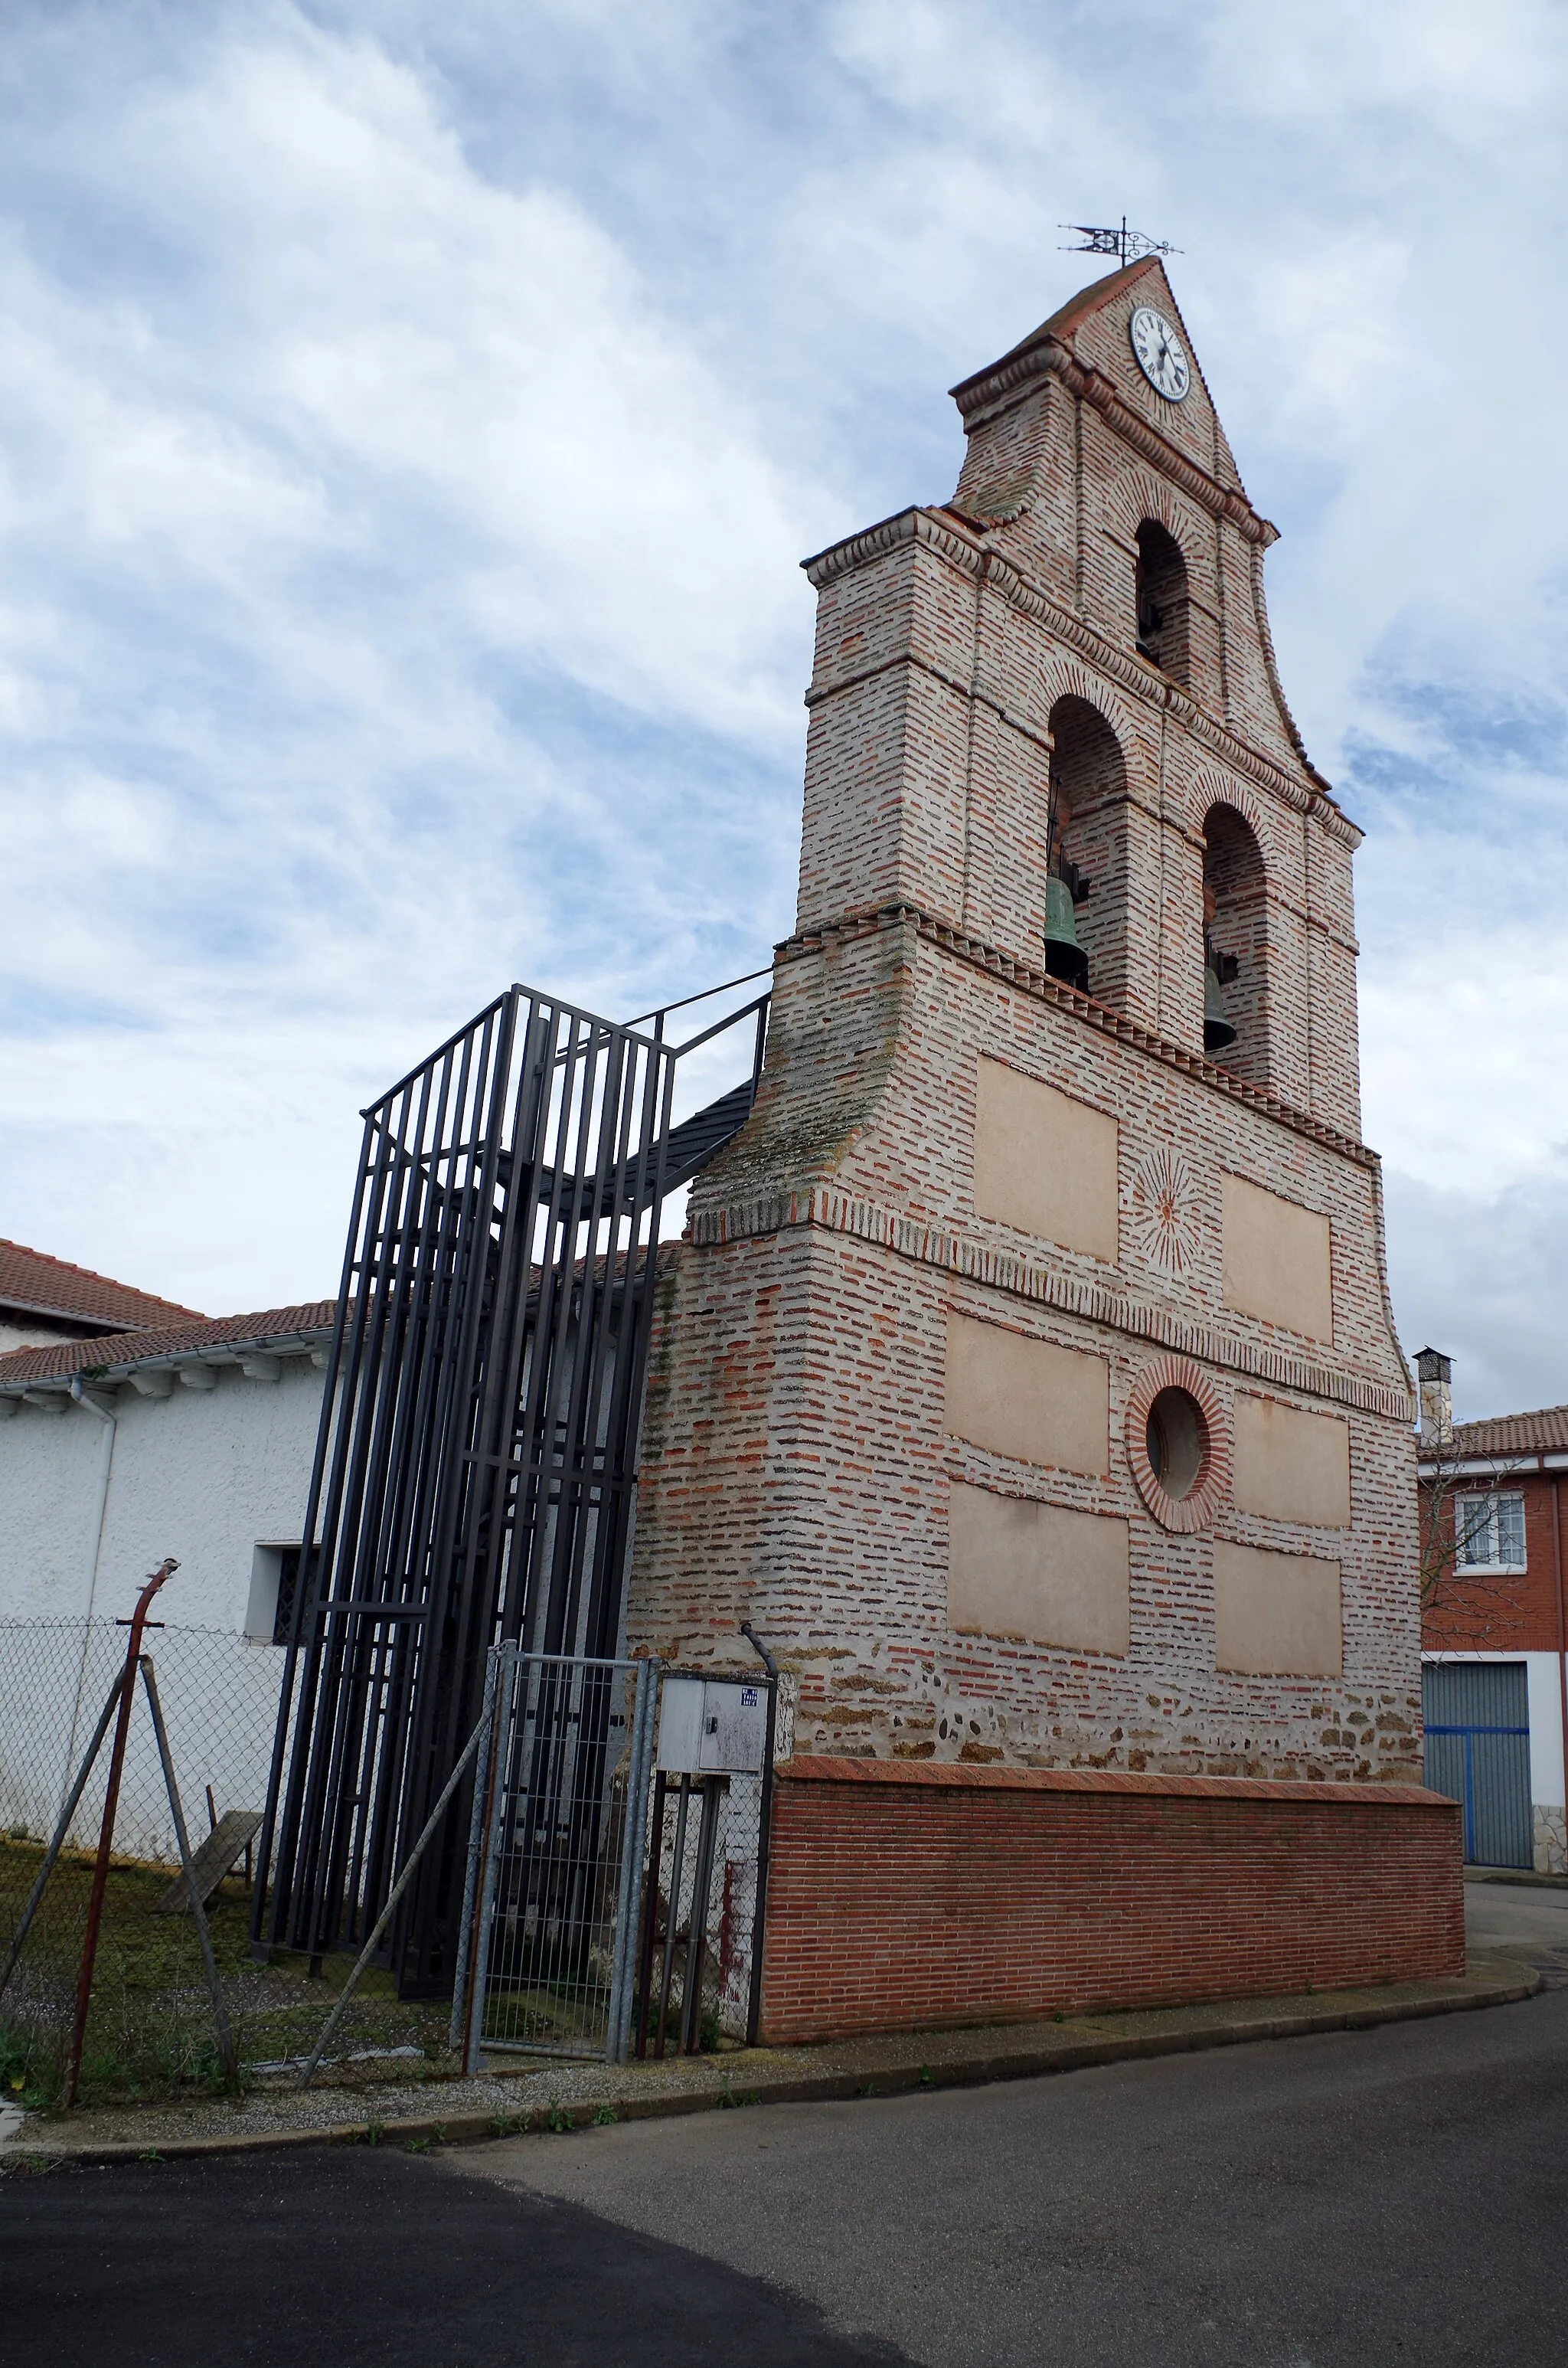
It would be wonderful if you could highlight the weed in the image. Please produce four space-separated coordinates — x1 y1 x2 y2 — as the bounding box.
592 2104 617 2126
546 2101 573 2134
488 2112 524 2139
917 2065 933 2088
139 2150 165 2164
403 2137 432 2154
362 2121 384 2147
0 2028 53 2112
1053 2010 1067 2023
857 2082 877 2098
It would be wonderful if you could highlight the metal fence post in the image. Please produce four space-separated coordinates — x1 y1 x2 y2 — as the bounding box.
462 1639 518 2077
448 1643 504 2060
604 1657 658 2065
139 1656 237 2082
741 1626 780 2049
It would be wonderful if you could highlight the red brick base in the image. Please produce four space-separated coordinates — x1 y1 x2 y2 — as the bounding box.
758 1756 1465 2044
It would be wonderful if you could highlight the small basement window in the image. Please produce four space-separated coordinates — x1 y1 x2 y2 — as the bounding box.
1454 1492 1526 1573
246 1543 305 1644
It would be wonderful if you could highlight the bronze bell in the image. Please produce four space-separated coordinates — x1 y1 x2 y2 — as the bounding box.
1044 870 1089 993
1204 943 1238 1053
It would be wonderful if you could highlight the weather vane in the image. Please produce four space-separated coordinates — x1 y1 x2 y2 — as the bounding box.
1060 219 1180 267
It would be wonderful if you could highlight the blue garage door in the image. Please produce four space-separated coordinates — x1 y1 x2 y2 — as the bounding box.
1423 1662 1532 1869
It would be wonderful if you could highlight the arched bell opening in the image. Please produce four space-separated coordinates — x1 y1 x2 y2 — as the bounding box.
1201 803 1269 1083
1044 696 1129 1010
1134 521 1190 687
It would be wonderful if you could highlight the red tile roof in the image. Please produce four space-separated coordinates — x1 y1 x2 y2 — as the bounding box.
1439 1405 1568 1461
0 1238 205 1333
0 1303 337 1386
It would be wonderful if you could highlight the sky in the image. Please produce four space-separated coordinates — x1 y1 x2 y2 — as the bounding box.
1 0 1566 1421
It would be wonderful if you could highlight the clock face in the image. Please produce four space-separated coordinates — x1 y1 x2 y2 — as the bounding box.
1129 306 1191 403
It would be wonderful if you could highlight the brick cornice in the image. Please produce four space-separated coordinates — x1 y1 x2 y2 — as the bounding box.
776 900 1376 1166
775 1755 1449 1808
801 512 1361 849
802 503 983 591
689 1181 1412 1421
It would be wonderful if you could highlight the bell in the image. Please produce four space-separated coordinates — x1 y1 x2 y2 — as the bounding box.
1204 960 1236 1053
1044 874 1089 993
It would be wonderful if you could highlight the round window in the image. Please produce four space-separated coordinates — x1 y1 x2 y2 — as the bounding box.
1144 1386 1208 1502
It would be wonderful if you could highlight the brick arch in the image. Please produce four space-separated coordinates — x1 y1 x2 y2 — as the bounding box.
1036 676 1140 1025
1195 777 1274 1092
1102 466 1191 548
1034 657 1145 790
1184 768 1271 855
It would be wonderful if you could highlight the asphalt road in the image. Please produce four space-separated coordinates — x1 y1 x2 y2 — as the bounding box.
6 1888 1568 2368
1462 1870 1568 1986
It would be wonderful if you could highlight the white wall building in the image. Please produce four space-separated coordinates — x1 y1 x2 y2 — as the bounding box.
0 1300 332 1857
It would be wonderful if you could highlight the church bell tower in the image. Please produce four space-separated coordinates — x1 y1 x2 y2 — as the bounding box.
629 259 1419 1788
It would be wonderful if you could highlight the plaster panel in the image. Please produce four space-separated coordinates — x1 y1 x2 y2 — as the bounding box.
1214 1539 1342 1676
946 1311 1109 1477
949 1481 1129 1654
974 1057 1118 1261
1221 1173 1332 1341
1233 1392 1351 1529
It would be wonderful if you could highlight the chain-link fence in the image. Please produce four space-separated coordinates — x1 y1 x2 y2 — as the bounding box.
1 1620 779 2110
0 1618 458 2106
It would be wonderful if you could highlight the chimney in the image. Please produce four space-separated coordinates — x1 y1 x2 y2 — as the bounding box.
1415 1346 1452 1446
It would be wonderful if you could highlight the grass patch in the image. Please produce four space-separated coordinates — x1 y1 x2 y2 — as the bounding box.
0 1836 458 2109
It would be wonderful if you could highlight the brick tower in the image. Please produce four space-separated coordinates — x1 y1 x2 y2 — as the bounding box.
629 258 1420 1787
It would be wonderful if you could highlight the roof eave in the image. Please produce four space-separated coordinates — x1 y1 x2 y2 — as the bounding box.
0 1320 336 1398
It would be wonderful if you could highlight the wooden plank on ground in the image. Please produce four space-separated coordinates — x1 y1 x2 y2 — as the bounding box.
155 1809 263 1914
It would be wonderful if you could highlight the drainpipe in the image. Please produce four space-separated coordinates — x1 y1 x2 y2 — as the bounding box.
1553 1476 1567 1876
63 1378 119 1814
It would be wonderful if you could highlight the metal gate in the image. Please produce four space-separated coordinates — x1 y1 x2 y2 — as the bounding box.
454 1653 775 2065
1423 1661 1533 1869
456 1649 659 2065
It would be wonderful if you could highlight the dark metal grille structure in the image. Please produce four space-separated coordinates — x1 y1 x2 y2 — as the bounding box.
254 980 766 1993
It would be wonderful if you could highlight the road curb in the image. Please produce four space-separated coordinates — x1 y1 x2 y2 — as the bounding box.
3 1961 1540 2171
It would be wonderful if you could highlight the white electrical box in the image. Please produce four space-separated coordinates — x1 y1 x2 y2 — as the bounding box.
656 1677 769 1775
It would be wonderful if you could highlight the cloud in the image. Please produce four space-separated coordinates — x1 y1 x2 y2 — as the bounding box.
0 0 1566 1415
0 5 826 1307
1384 1166 1568 1424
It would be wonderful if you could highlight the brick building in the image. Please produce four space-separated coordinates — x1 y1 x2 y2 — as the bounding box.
620 263 1468 2036
1417 1347 1568 1873
623 260 1455 2032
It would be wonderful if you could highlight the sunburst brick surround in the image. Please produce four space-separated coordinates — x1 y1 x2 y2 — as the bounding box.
628 259 1422 1791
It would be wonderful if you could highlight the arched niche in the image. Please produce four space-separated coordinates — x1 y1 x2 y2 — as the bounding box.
1201 801 1269 1084
1047 695 1130 1016
1135 521 1190 687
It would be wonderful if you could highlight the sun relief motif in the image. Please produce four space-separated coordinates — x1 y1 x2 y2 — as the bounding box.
1128 1147 1203 1279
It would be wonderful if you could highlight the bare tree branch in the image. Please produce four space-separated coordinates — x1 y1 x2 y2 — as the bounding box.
1419 1435 1533 1648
